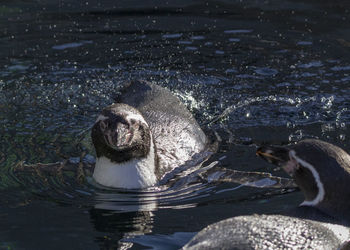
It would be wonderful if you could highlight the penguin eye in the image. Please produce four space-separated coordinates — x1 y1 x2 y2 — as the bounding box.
100 119 113 131
130 119 136 125
296 164 303 173
99 120 109 131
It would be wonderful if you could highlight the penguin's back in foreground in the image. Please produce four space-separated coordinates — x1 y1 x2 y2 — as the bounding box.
183 214 349 250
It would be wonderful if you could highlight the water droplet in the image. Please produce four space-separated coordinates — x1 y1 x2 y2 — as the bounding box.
185 47 198 51
331 65 350 71
289 130 303 142
224 29 253 34
254 67 278 76
178 40 192 45
298 61 323 69
215 50 225 55
286 122 295 128
297 41 312 46
162 33 182 39
321 123 335 132
228 38 240 42
190 36 205 40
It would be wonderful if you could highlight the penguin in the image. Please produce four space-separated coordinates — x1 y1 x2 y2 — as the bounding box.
257 139 350 223
91 80 210 189
183 139 350 249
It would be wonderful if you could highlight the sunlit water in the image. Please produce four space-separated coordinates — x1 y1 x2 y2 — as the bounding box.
1 1 350 249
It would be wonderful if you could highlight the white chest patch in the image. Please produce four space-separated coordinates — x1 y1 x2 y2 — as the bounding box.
92 140 157 189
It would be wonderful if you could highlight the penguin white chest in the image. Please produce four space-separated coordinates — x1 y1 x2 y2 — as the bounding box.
93 145 157 189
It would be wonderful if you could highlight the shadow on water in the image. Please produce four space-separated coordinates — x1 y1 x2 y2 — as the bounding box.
0 0 350 249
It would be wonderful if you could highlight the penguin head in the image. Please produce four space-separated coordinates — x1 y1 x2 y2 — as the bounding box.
91 103 152 163
257 139 350 216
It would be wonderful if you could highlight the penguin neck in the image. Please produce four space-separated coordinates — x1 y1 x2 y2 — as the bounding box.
92 140 158 189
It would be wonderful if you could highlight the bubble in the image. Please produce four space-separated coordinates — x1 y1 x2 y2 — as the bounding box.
289 130 303 142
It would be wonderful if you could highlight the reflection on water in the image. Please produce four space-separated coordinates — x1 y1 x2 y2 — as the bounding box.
1 0 350 248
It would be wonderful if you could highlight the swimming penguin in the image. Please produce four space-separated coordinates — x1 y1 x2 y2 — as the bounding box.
257 139 350 223
91 80 210 189
183 139 350 249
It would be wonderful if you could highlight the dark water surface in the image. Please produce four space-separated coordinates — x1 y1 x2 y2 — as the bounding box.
1 0 350 249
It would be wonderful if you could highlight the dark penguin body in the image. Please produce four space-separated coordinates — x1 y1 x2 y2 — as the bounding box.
183 139 350 249
92 80 209 189
258 139 350 223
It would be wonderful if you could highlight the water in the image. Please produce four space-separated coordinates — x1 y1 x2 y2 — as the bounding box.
1 0 350 249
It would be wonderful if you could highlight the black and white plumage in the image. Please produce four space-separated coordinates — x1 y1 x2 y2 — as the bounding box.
183 139 350 249
91 80 209 189
257 139 350 223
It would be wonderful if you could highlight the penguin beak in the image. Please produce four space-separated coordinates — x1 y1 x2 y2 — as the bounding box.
256 146 290 167
256 151 284 162
99 116 134 150
257 146 300 176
